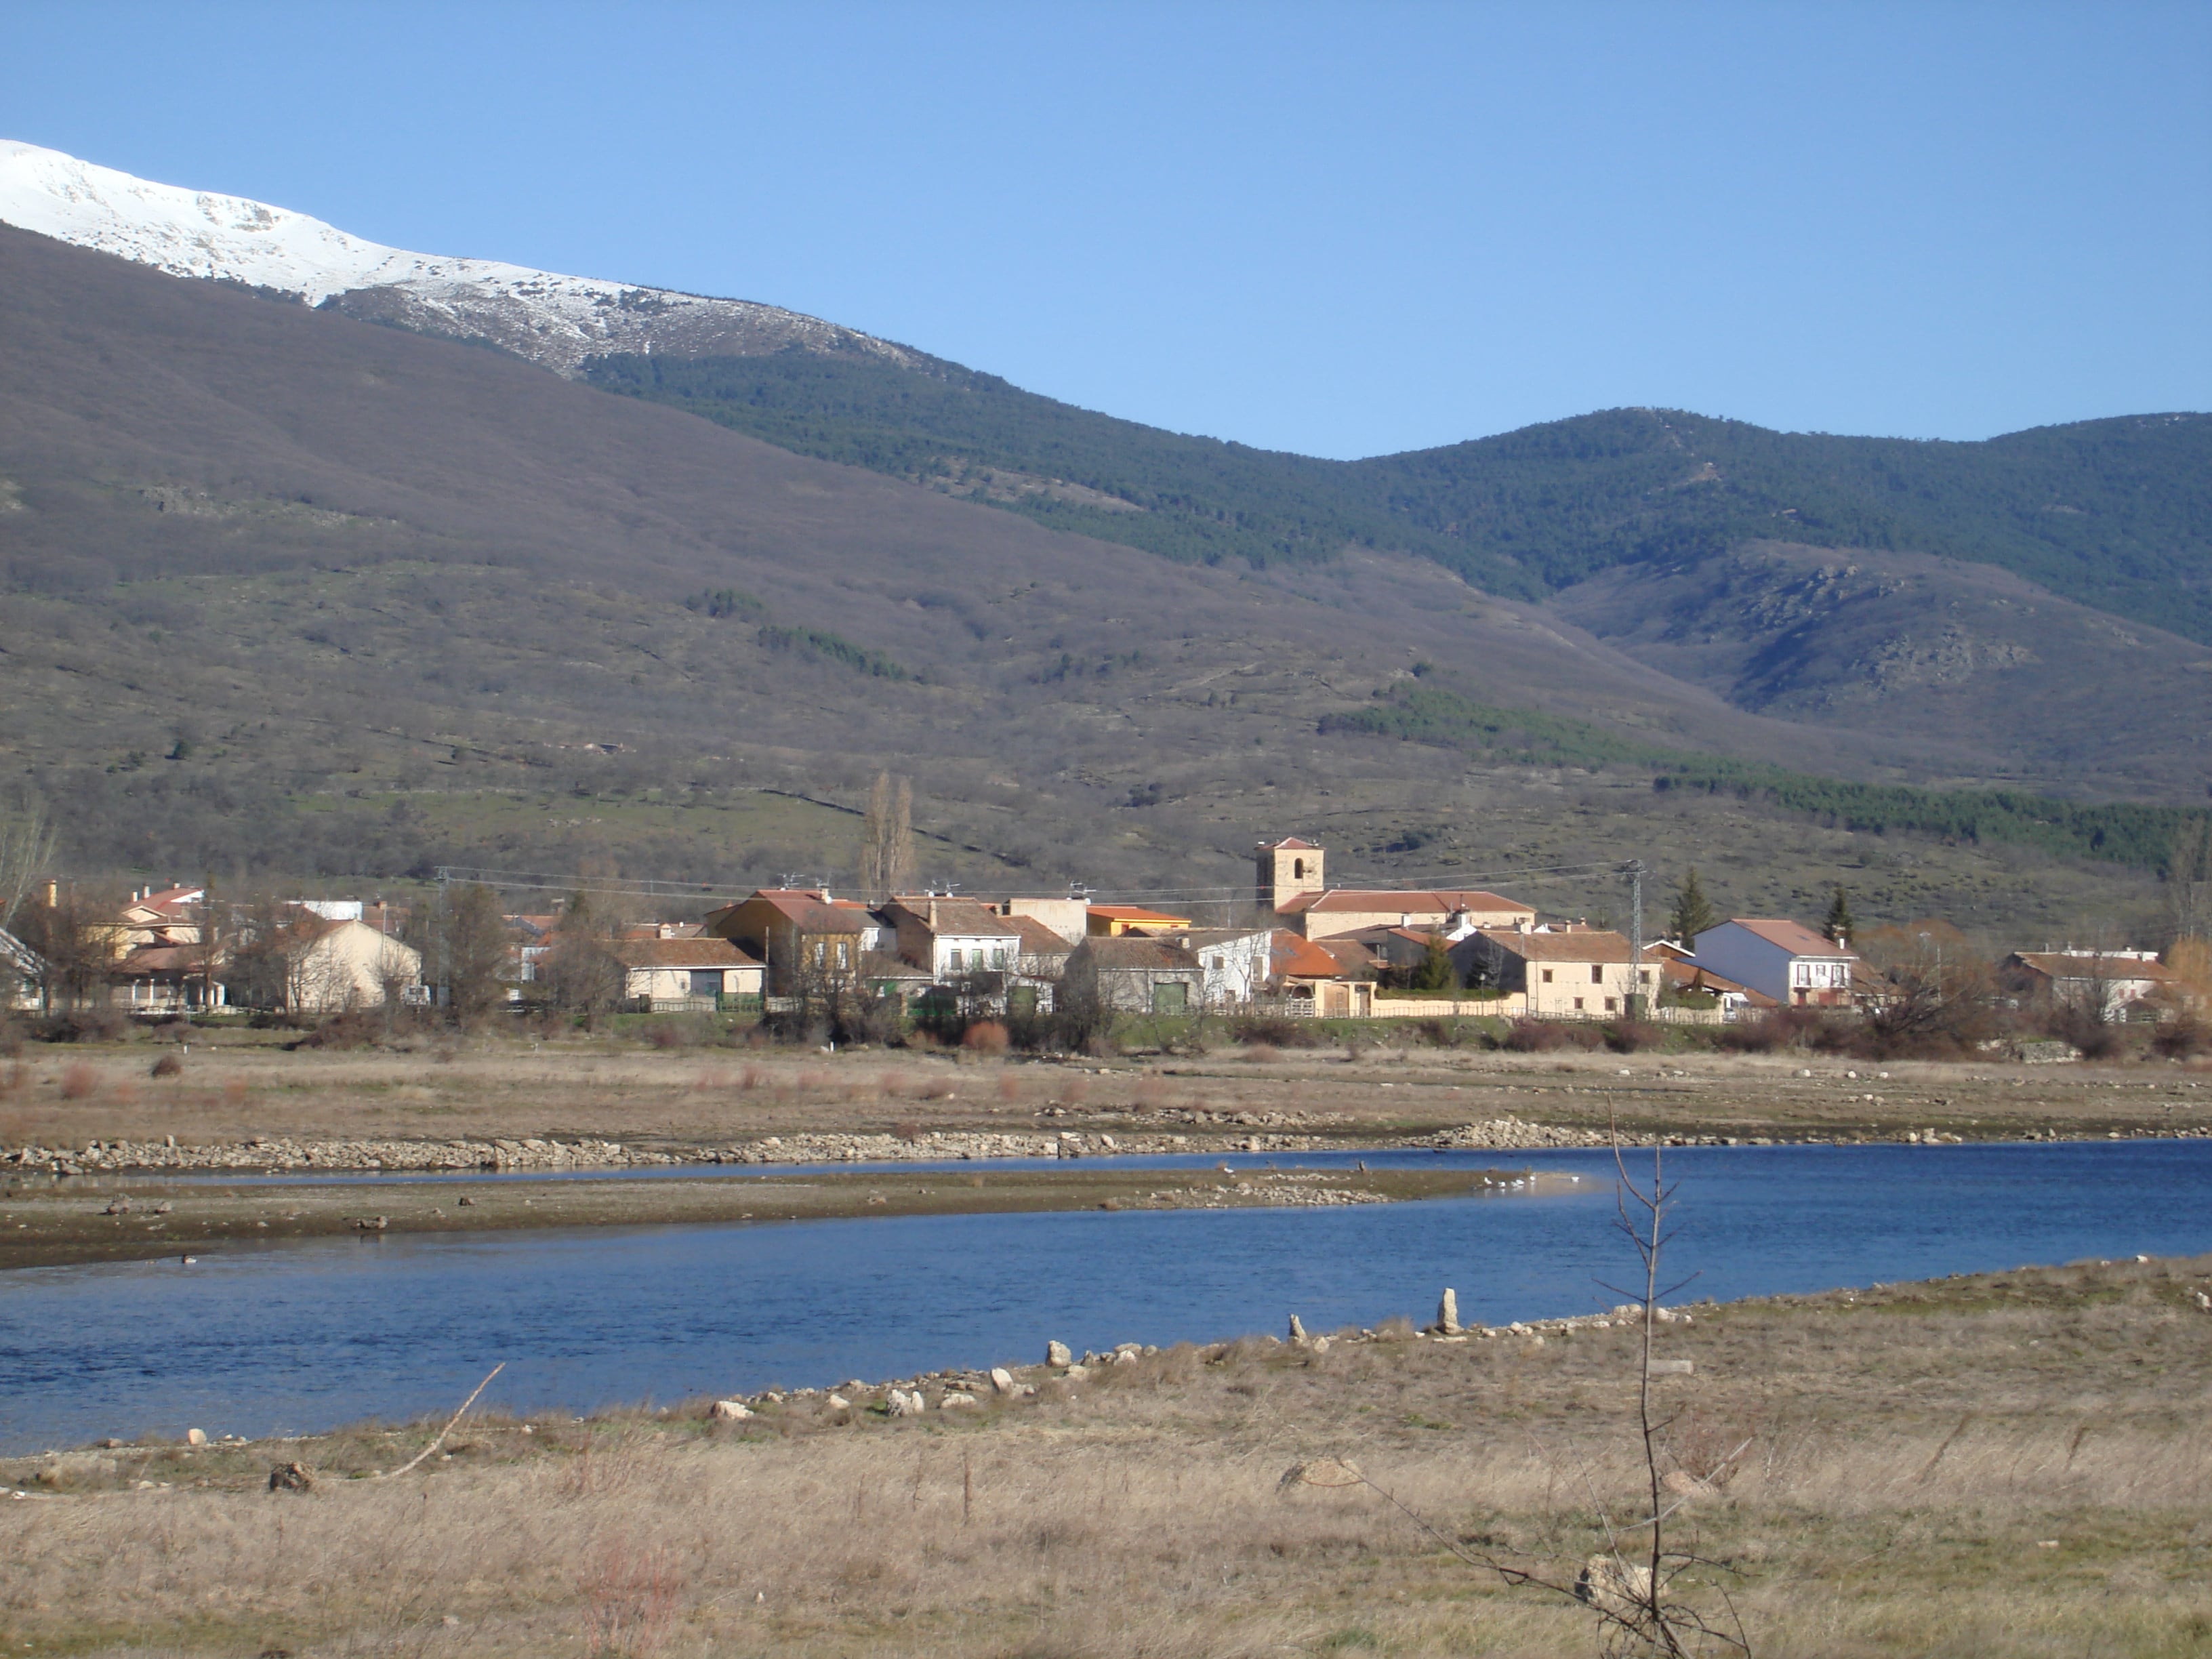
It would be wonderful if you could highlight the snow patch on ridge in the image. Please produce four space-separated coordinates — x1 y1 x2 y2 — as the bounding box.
0 139 916 374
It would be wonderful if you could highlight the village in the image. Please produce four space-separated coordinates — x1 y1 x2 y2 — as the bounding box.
3 834 2199 1058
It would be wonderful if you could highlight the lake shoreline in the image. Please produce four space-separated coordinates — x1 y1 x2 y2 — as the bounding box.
7 1253 2207 1657
0 1160 1542 1271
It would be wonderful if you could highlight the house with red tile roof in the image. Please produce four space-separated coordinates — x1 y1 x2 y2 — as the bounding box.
1462 928 1658 1020
1689 919 1859 1009
607 937 764 1009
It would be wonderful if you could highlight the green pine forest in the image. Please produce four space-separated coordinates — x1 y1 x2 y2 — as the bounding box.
582 350 2212 646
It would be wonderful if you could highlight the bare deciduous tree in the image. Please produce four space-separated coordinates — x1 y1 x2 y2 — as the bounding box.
858 772 916 898
0 800 57 937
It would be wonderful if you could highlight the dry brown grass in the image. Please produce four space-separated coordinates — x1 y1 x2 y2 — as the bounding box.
5 1257 2209 1656
0 1033 2206 1160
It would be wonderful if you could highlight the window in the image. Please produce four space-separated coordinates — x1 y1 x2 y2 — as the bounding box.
1605 997 1618 1013
835 941 849 968
1541 968 1554 983
1292 858 1305 879
1573 996 1585 1011
1591 964 1604 983
990 947 1008 970
689 970 722 996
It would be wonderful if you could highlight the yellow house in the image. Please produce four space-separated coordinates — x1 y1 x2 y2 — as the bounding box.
1086 905 1193 937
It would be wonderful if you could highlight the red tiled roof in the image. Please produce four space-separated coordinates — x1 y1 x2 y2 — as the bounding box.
611 939 762 970
1477 928 1636 963
1275 888 1530 916
1723 918 1858 960
2006 951 2175 984
1078 937 1199 970
1008 916 1074 957
1269 930 1347 980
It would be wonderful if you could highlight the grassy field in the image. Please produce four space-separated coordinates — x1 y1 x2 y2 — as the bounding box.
4 1255 2207 1657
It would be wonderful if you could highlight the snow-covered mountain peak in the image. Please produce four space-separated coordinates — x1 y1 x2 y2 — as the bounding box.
0 139 914 373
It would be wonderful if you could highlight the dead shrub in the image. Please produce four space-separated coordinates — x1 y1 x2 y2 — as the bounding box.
1601 1020 1663 1054
577 1532 684 1658
0 1061 27 1096
1502 1019 1570 1053
39 1008 129 1044
1243 1043 1281 1064
2152 1017 2211 1061
222 1077 247 1107
1715 1014 1788 1054
996 1071 1023 1101
1230 1015 1319 1048
148 1051 184 1078
893 1120 923 1143
918 1080 958 1102
642 1023 689 1050
739 1065 766 1090
58 1063 96 1100
962 1021 1010 1055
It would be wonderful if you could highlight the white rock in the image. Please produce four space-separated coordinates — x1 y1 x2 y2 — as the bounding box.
1063 1364 1090 1381
1437 1288 1460 1334
941 1392 979 1408
710 1399 752 1420
989 1367 1017 1393
826 1393 851 1409
1046 1340 1073 1368
185 1429 207 1446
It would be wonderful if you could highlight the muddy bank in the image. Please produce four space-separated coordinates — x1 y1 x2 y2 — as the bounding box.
0 1162 1531 1270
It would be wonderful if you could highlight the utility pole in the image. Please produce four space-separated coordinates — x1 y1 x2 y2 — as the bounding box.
1624 859 1648 1021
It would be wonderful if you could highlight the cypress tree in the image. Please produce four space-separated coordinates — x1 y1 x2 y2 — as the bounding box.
1667 868 1718 943
1823 886 1856 944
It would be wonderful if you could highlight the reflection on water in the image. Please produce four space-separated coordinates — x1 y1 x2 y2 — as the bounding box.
3 1139 2208 1453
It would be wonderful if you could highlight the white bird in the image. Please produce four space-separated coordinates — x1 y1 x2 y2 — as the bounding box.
179 1254 197 1265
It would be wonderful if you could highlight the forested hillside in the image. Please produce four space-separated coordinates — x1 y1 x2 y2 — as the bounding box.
586 351 2212 645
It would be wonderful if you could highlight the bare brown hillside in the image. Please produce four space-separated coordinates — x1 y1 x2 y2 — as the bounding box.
0 227 2184 939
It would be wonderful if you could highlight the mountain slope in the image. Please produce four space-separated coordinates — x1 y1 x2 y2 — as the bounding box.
0 139 916 373
3 224 1956 881
589 352 2212 648
12 140 2204 653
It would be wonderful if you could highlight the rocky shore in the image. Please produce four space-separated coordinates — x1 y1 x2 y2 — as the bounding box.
6 1107 2203 1180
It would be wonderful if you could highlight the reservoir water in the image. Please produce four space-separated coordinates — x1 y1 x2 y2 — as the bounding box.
3 1138 2208 1454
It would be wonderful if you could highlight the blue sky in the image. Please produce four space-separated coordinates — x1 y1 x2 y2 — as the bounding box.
5 1 2206 457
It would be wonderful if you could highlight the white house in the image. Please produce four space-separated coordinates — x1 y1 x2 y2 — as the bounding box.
1179 928 1277 1006
1689 918 1858 1010
881 898 1024 980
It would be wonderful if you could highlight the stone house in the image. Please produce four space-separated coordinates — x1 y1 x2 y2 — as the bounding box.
1063 936 1206 1015
1689 919 1858 1010
1462 928 1657 1019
